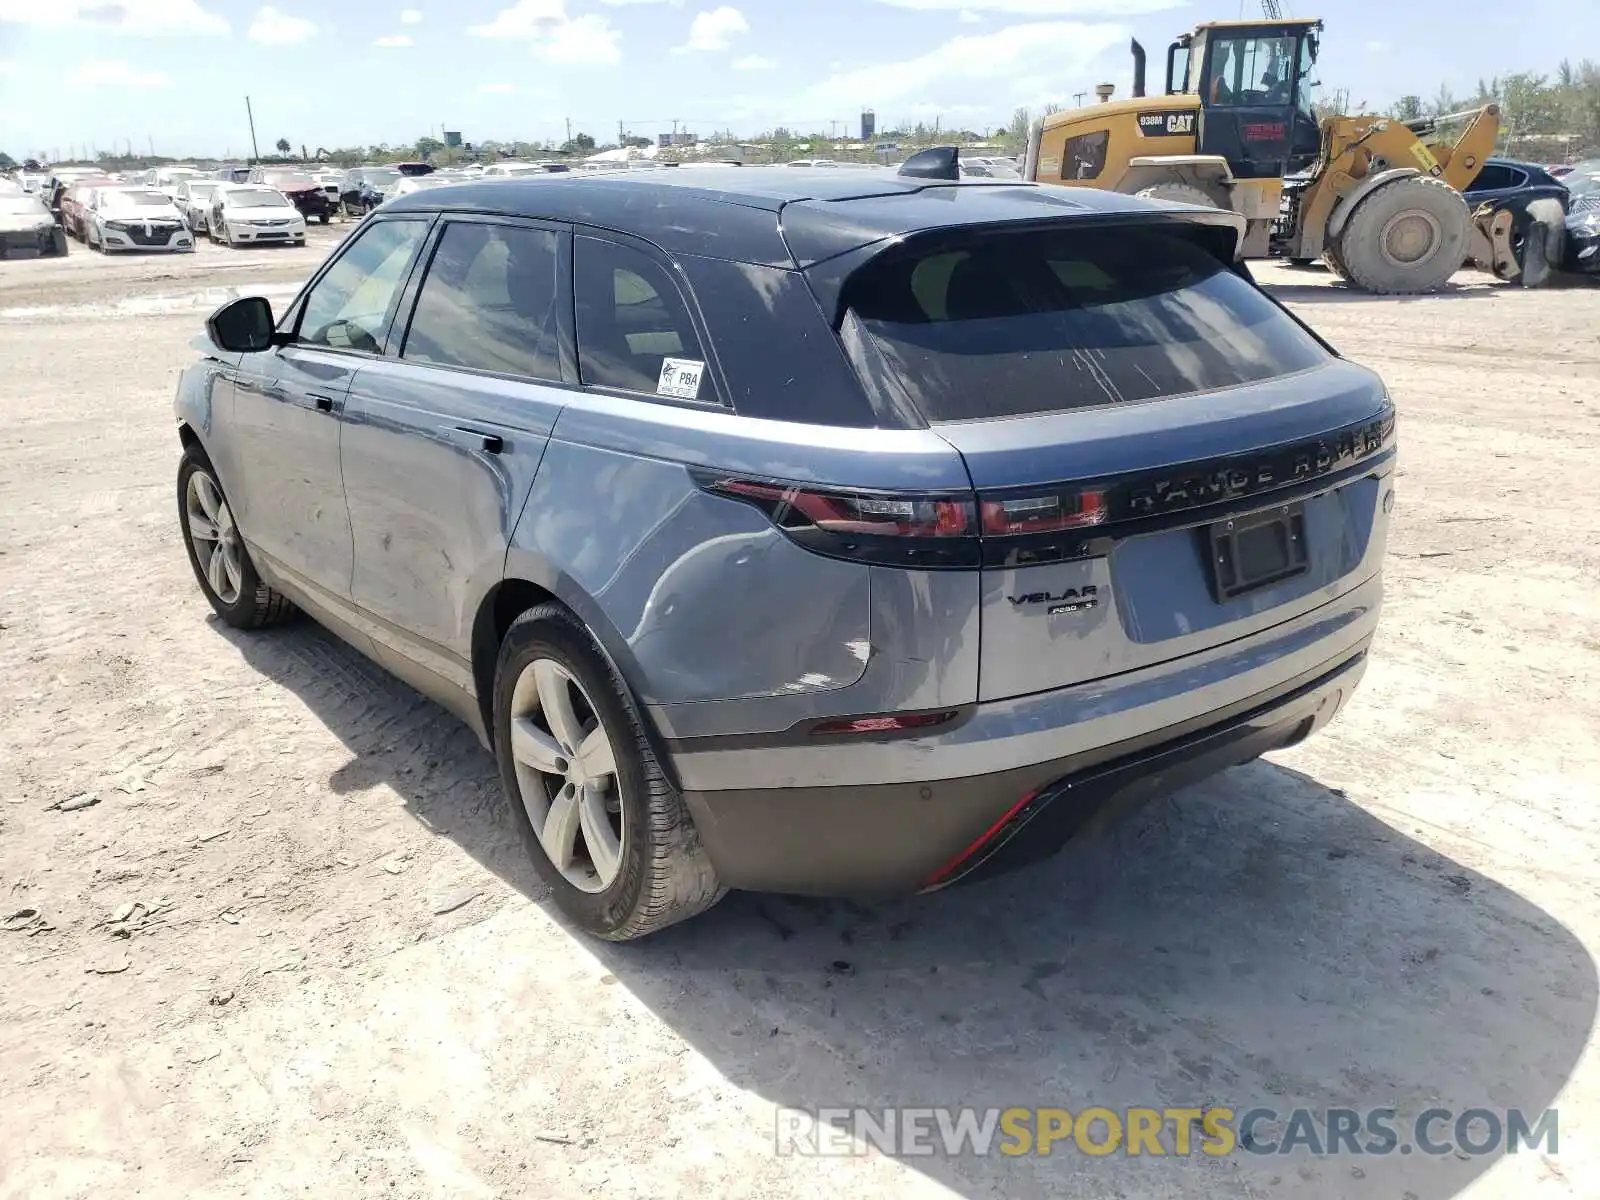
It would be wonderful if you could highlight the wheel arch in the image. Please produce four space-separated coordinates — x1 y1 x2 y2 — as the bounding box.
471 569 683 791
1325 167 1424 243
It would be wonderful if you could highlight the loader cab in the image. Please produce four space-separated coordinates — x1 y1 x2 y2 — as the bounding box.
1170 19 1324 179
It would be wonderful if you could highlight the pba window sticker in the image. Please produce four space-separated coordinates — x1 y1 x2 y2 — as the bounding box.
657 357 705 400
1136 111 1197 137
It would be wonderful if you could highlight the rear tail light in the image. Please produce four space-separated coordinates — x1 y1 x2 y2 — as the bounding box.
699 477 980 568
980 488 1107 535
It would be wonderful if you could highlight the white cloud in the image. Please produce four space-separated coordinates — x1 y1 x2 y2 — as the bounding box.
66 59 171 87
1365 39 1390 52
806 21 1126 112
0 0 228 35
478 81 518 93
731 53 775 70
374 33 413 45
673 5 747 53
400 7 423 21
248 5 317 43
957 8 981 20
469 0 621 63
878 0 1179 11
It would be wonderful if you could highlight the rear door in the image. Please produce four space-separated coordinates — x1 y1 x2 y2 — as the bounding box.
835 219 1394 702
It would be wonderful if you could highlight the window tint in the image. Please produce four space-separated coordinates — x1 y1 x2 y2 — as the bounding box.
402 221 562 381
1468 164 1515 192
574 236 712 399
297 218 428 354
841 226 1328 423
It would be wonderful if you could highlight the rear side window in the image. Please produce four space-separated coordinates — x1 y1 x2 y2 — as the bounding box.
402 221 562 382
1062 131 1109 180
574 236 715 401
841 225 1327 422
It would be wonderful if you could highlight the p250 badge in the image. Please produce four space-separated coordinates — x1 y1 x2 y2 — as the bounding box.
1007 585 1100 615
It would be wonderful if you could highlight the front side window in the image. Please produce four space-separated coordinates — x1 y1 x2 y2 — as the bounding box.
840 225 1328 422
574 236 714 399
402 221 562 382
295 218 429 354
1204 35 1296 107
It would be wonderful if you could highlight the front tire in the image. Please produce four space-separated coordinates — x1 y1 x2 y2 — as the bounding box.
493 604 724 940
177 449 295 629
1334 175 1469 294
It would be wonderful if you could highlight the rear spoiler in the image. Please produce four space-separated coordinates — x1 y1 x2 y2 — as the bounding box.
899 146 961 181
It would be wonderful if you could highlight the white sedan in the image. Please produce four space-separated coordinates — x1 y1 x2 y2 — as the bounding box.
209 186 307 248
173 179 223 234
85 187 194 254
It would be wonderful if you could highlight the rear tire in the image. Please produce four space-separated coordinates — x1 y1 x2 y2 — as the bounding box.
1134 181 1221 209
493 603 724 941
177 448 295 630
1334 174 1469 294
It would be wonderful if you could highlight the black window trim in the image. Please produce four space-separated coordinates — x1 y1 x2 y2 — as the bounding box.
569 226 730 412
274 212 438 362
386 212 579 388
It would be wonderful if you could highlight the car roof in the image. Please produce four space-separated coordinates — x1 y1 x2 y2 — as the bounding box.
383 169 1172 268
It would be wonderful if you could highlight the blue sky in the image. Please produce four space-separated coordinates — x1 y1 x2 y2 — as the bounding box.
0 0 1593 159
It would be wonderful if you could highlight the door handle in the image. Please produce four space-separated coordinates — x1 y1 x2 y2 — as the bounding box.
454 426 503 453
308 393 335 412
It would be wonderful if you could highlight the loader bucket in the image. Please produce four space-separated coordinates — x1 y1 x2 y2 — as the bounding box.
1472 196 1567 287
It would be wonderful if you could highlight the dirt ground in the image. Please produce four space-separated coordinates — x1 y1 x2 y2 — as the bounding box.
1 234 1597 1200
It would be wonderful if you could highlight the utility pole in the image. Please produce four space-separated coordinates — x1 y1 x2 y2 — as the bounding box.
245 95 261 163
565 116 572 145
1073 90 1088 107
618 120 625 145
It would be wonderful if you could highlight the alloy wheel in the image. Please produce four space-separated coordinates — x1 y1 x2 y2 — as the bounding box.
185 470 244 605
508 657 624 893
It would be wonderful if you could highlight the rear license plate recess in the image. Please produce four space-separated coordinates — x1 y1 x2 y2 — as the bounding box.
1206 502 1308 602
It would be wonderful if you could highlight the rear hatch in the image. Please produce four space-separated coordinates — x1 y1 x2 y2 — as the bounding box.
833 216 1394 702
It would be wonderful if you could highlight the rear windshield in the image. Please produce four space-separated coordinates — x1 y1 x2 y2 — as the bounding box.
841 225 1327 422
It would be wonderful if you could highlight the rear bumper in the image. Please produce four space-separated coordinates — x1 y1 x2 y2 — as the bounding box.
681 641 1368 898
0 229 58 256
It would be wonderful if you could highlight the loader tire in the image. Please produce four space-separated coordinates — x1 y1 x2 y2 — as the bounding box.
1334 175 1470 295
1134 181 1220 209
1322 236 1351 280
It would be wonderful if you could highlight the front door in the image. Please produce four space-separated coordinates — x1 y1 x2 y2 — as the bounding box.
228 215 432 597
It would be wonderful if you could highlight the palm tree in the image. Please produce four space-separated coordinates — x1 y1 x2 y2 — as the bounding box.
275 138 291 156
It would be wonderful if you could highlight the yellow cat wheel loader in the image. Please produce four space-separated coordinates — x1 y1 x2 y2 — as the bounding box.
1004 18 1563 292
